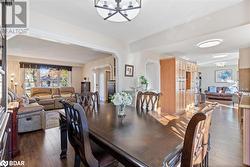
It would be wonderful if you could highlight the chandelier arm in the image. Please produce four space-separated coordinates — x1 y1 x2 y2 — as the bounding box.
104 11 118 20
119 6 141 11
95 5 117 11
118 11 131 21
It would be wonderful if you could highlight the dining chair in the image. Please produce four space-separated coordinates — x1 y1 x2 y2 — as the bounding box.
60 100 118 167
136 91 161 111
77 91 100 111
164 105 214 167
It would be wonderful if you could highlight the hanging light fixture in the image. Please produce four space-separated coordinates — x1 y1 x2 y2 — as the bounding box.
94 0 142 22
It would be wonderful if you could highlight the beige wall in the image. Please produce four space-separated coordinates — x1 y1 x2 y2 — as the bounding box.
8 55 84 95
71 67 83 93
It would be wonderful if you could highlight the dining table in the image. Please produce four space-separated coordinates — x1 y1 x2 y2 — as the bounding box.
58 103 204 167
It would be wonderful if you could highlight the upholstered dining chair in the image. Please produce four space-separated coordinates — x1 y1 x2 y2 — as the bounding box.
164 105 214 167
60 100 118 167
136 91 161 111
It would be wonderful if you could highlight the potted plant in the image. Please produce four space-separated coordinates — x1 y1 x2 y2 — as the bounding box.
111 91 132 117
139 75 149 91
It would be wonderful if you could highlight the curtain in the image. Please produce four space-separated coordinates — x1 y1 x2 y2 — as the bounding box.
21 62 72 95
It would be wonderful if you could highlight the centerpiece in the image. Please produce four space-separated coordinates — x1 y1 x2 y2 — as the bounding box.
111 91 132 117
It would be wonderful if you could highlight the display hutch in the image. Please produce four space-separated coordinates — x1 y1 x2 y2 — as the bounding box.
160 57 198 115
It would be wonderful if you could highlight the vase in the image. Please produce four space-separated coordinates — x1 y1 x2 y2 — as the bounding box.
118 105 126 117
142 84 148 91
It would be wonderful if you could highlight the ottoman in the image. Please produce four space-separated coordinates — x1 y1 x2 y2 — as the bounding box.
17 103 45 133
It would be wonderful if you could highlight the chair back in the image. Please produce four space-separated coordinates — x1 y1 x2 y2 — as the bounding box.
136 91 160 111
60 100 98 167
181 106 214 167
82 91 100 111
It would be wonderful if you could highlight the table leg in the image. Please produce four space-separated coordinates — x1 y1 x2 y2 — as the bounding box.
59 115 67 159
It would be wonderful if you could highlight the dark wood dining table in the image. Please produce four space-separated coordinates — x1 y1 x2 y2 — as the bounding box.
58 103 195 167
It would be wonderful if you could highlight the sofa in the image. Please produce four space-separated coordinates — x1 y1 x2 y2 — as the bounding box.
205 86 233 101
30 87 76 110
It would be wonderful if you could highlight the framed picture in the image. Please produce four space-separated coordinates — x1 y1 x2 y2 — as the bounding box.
215 69 233 83
125 64 134 77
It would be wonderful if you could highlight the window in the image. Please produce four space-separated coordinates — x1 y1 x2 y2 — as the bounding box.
22 63 72 95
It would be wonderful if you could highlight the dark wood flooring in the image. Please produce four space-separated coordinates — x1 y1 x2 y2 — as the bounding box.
14 101 243 167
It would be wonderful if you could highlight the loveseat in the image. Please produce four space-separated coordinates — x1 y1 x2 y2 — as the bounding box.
205 86 233 101
31 87 76 110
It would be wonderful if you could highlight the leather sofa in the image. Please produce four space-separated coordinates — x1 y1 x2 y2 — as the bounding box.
205 86 233 101
31 87 76 110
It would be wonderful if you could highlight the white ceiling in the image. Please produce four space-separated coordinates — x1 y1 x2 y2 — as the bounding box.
31 0 243 43
155 24 250 66
8 35 112 64
7 0 249 67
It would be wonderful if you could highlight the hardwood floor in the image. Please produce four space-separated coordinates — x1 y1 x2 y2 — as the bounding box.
209 100 243 167
14 101 243 167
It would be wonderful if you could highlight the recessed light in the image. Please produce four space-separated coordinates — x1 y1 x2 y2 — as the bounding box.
215 62 226 67
181 56 190 60
197 39 223 48
213 55 228 58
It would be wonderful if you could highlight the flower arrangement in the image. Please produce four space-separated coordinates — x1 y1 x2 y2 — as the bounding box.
139 75 149 90
139 75 149 85
111 92 132 117
111 91 132 106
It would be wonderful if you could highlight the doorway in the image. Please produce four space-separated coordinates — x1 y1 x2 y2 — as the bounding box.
93 66 112 102
145 61 160 91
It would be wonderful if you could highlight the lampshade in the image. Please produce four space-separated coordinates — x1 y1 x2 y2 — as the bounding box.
94 0 142 22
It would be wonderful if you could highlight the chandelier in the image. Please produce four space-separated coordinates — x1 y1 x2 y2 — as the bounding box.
94 0 142 22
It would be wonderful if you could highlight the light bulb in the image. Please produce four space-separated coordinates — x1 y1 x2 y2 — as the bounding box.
123 10 128 16
103 1 108 7
128 1 133 8
108 10 112 16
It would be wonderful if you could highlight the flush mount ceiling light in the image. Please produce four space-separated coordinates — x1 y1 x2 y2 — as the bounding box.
213 54 228 58
94 0 142 22
197 39 223 48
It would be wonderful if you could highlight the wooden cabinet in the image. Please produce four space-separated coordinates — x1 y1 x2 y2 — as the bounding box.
107 80 116 103
239 96 250 166
160 58 198 115
81 82 91 94
8 102 20 157
239 68 250 92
